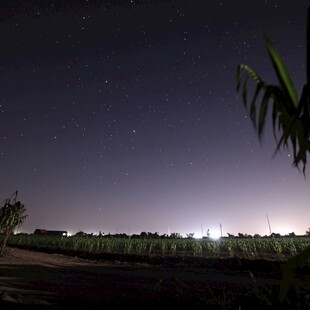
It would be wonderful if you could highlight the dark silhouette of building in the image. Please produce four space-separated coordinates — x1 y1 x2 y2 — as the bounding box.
34 229 67 237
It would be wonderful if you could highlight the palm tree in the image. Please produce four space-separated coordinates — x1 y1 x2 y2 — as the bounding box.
236 7 310 302
236 8 310 176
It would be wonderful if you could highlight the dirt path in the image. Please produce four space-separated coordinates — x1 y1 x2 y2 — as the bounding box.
0 247 305 309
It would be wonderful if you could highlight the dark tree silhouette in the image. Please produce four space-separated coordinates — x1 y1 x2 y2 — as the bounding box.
0 191 27 255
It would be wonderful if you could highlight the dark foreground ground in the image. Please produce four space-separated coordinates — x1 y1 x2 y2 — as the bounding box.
0 246 309 309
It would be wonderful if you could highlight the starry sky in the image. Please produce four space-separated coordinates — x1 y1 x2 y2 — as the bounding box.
1 0 309 238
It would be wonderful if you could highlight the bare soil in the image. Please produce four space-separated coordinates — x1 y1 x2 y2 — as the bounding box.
0 246 309 309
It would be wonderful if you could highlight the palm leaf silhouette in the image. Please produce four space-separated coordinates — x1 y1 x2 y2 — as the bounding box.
236 25 310 175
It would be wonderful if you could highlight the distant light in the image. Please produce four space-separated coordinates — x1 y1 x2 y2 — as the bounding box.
274 226 294 236
209 230 221 240
210 236 221 241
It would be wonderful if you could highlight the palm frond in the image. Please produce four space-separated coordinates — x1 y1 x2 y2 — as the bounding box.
236 63 309 174
265 35 299 108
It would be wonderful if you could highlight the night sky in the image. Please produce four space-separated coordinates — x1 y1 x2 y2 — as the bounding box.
1 0 309 238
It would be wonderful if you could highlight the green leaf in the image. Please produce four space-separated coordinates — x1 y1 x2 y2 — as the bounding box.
258 89 270 138
265 35 299 108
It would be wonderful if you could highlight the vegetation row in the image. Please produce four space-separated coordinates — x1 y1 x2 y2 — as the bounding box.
4 233 310 262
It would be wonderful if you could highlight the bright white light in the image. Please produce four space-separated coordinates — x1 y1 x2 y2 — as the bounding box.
209 230 221 240
66 231 73 237
190 229 222 240
273 226 295 236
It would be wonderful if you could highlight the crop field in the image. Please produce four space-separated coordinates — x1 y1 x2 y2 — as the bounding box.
5 234 310 262
2 234 310 308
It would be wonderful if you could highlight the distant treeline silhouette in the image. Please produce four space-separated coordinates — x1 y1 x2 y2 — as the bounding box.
14 229 310 239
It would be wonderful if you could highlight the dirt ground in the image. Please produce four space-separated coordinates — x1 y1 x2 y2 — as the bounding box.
0 246 309 309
